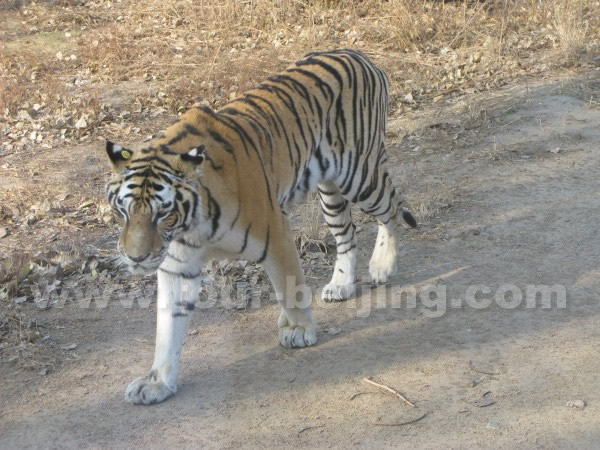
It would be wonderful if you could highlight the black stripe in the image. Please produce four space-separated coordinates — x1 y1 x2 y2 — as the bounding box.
158 268 202 279
333 221 353 237
202 185 221 240
175 301 195 311
336 235 355 248
159 144 177 155
325 221 345 229
166 252 185 263
177 238 203 249
337 244 357 255
240 223 251 253
256 226 270 263
208 130 236 157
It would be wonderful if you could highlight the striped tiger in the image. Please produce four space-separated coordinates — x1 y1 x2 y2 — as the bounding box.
105 49 416 405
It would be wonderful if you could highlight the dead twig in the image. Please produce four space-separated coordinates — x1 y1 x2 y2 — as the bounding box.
374 412 429 427
469 360 501 376
350 391 373 401
363 377 416 408
297 425 324 436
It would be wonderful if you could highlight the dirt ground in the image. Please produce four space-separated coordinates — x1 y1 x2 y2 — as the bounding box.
1 69 599 448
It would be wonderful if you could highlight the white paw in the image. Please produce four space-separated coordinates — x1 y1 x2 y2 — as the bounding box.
369 251 397 285
125 371 176 405
322 283 356 302
279 325 317 348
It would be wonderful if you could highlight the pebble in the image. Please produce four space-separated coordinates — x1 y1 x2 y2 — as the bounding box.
61 343 78 351
566 400 585 410
486 420 501 430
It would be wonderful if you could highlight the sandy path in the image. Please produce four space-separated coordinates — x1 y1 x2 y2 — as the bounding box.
1 76 600 449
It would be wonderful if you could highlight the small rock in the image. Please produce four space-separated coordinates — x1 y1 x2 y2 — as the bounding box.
14 296 28 304
75 117 87 129
473 395 496 407
38 367 50 376
326 327 342 336
550 146 560 154
404 92 415 104
567 400 585 410
189 329 199 336
486 420 501 430
61 343 78 351
0 227 7 239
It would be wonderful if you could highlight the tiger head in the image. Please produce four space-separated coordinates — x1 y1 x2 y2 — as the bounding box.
105 110 235 273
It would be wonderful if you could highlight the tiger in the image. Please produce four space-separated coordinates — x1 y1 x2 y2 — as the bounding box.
105 49 417 405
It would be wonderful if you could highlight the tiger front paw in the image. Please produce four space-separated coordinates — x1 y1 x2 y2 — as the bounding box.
279 325 317 348
322 282 356 302
125 370 176 405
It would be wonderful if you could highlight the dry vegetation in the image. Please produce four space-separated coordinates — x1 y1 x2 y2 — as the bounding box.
1 0 599 368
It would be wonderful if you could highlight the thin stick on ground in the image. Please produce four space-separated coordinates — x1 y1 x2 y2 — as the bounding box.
468 360 501 376
363 376 416 408
350 392 371 401
297 425 324 436
374 412 429 427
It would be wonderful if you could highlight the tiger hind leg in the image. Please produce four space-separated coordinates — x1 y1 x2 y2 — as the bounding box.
318 182 357 302
357 169 414 285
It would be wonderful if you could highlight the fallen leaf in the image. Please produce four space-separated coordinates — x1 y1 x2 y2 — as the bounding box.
56 193 73 201
0 227 7 238
78 200 95 210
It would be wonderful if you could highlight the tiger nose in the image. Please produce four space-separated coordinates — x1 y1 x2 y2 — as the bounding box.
129 253 150 263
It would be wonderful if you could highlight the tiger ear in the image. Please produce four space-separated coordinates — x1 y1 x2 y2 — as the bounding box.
106 141 133 171
180 145 205 164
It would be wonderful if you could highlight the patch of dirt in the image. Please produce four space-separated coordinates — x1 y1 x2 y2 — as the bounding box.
1 73 600 448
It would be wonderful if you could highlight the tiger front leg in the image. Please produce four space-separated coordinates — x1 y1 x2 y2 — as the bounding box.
263 221 317 349
125 268 200 405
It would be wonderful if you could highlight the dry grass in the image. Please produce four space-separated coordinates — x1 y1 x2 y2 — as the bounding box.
294 191 331 255
2 0 599 119
412 185 456 225
553 0 591 53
